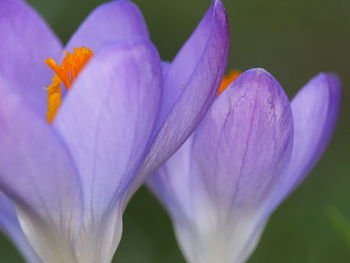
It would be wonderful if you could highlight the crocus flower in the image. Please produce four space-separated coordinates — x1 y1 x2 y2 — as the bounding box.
0 0 229 262
149 69 341 263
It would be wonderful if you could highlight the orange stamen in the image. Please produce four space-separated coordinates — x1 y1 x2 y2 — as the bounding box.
217 70 241 95
45 47 93 123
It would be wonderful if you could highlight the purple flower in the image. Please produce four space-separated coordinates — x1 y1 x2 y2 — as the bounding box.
149 69 341 263
0 0 229 262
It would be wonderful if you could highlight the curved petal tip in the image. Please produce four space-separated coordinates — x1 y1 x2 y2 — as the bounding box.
229 68 283 94
316 72 342 98
65 0 149 51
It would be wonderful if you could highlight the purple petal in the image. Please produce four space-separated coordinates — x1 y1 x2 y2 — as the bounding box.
0 77 82 263
148 138 195 219
65 0 149 52
137 0 230 191
0 194 42 263
190 68 294 208
149 68 294 263
54 40 162 262
151 68 294 215
0 0 62 115
273 73 341 208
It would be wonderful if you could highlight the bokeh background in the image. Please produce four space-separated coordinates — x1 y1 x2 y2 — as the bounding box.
1 0 349 262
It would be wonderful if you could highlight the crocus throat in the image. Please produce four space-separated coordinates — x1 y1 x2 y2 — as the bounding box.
45 47 93 123
218 70 241 94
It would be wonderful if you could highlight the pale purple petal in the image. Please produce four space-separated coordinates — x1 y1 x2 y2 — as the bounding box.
137 0 230 191
190 69 293 209
0 194 42 263
272 73 341 208
0 77 82 263
160 0 228 114
66 0 149 52
149 69 294 263
148 137 194 219
54 40 162 263
0 0 62 114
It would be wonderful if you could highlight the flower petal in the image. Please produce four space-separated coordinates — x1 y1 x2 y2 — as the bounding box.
0 0 62 114
65 0 149 52
137 0 230 191
0 77 82 263
272 73 341 208
191 69 294 207
0 193 42 263
149 69 294 263
54 40 162 263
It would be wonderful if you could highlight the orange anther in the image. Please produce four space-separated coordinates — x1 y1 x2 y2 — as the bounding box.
45 47 93 122
217 70 241 95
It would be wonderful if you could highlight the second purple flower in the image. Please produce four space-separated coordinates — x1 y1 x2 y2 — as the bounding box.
149 69 341 263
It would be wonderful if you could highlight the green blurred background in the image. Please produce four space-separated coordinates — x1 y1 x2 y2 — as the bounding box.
1 0 349 262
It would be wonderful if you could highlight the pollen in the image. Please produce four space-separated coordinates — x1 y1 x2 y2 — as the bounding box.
45 47 93 123
217 70 241 95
